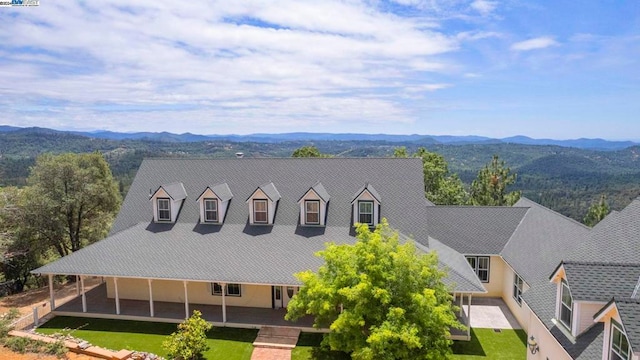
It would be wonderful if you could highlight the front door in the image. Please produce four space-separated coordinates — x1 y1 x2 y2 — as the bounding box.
283 286 297 307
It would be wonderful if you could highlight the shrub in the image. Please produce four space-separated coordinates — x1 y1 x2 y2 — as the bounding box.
44 339 68 358
4 336 31 353
0 308 21 340
162 310 212 360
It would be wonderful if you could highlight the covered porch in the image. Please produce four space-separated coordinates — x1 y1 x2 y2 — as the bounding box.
52 282 317 330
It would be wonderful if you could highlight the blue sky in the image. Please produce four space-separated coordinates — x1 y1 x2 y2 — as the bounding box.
1 1 639 139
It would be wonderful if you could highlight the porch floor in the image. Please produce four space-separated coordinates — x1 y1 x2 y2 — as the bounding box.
54 284 316 330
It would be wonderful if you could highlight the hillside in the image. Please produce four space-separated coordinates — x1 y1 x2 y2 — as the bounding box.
0 127 638 222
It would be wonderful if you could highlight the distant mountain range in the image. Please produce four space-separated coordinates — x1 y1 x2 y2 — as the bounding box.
0 125 637 150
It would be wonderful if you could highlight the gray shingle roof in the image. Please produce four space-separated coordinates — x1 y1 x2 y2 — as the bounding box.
210 183 233 202
616 300 640 352
424 206 528 255
33 158 480 293
561 262 640 302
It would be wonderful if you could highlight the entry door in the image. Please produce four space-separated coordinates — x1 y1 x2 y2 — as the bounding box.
282 286 298 308
273 286 283 309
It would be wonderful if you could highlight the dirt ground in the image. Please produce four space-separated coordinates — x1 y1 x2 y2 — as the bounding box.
1 279 103 360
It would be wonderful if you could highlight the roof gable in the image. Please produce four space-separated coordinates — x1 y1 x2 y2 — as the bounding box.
150 182 187 201
196 183 233 202
351 183 381 204
247 182 281 202
298 182 330 203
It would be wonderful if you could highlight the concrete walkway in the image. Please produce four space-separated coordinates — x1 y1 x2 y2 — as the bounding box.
463 297 521 329
251 326 301 360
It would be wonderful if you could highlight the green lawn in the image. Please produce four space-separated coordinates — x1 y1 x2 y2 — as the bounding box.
36 317 257 360
451 328 527 359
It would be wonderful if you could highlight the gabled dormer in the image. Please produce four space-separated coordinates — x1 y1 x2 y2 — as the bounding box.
196 183 233 224
298 182 330 226
150 182 187 223
594 298 639 360
351 183 381 227
246 182 281 225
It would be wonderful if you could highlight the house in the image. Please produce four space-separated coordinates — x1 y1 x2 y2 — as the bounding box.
32 158 484 335
32 157 640 359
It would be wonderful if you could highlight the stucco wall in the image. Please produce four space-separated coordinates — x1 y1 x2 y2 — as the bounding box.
473 255 505 297
106 278 272 308
501 264 531 331
526 302 573 360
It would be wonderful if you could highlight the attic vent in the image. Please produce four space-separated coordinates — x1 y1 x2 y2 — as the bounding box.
632 276 640 299
235 152 244 158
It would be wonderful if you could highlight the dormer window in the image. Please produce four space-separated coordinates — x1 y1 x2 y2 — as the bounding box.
150 182 187 223
247 183 280 225
157 198 171 221
196 183 232 225
253 199 268 223
204 199 218 222
351 183 381 227
298 182 330 226
560 280 573 330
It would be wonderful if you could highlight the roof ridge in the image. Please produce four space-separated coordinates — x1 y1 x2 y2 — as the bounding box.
564 260 640 267
518 197 591 230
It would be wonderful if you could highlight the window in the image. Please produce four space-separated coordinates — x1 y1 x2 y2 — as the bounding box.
358 201 374 225
157 198 171 221
204 198 218 222
611 321 631 360
466 256 490 283
560 280 573 329
253 199 268 223
211 283 242 297
513 274 524 305
305 200 320 225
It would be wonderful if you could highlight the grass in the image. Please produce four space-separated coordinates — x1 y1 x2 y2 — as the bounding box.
451 328 528 359
36 316 257 360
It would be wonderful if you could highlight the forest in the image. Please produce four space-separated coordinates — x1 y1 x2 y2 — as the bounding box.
1 127 639 222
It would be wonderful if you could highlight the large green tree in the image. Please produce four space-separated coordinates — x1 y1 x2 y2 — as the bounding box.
291 146 329 158
583 194 610 227
23 153 121 258
468 155 521 206
286 220 461 360
394 147 467 205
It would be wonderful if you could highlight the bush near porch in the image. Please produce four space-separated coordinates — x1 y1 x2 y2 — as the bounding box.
36 317 257 360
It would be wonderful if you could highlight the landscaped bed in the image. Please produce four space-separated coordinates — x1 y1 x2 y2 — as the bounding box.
36 317 257 360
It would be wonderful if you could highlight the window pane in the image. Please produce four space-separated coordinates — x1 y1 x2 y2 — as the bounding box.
478 269 489 282
157 199 171 220
359 213 372 224
359 202 372 213
254 200 266 211
212 283 222 295
467 257 477 270
254 200 267 223
226 284 241 296
306 212 319 224
306 201 319 212
478 257 489 270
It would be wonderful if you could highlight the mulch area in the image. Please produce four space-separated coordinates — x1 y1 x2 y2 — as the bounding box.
0 346 100 360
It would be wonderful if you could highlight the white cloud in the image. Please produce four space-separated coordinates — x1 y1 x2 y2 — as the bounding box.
510 37 559 51
470 0 497 16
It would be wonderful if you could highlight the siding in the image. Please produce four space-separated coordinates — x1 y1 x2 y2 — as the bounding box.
577 301 606 335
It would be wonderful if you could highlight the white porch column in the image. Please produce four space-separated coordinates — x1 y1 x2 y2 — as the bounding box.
148 279 154 317
467 294 472 338
75 275 80 295
80 276 87 313
221 282 227 323
114 277 120 315
459 293 463 317
183 281 189 319
48 274 55 310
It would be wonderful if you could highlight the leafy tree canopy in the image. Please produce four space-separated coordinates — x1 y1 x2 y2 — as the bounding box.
23 152 121 258
163 310 212 360
394 147 467 205
583 194 611 227
286 220 462 360
469 155 521 206
291 146 330 158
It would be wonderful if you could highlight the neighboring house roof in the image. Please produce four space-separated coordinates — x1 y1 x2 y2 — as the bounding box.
424 206 528 255
152 182 187 201
33 158 480 293
556 262 640 302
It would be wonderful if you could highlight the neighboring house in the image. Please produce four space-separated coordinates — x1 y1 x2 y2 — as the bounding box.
31 158 640 359
32 158 484 335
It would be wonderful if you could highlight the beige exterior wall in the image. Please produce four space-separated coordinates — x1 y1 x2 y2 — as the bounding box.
501 263 531 331
472 255 505 297
576 301 606 335
106 278 273 308
525 302 573 360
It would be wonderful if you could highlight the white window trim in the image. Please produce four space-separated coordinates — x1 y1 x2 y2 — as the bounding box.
358 200 374 225
203 198 219 223
157 198 171 221
513 273 523 306
305 200 320 225
211 283 242 297
466 256 490 283
610 320 631 360
559 280 573 330
253 199 268 224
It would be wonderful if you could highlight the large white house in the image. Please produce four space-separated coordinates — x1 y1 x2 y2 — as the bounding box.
33 158 640 359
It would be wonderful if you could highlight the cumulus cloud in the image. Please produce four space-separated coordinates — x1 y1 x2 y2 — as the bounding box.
510 37 559 51
470 0 498 16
